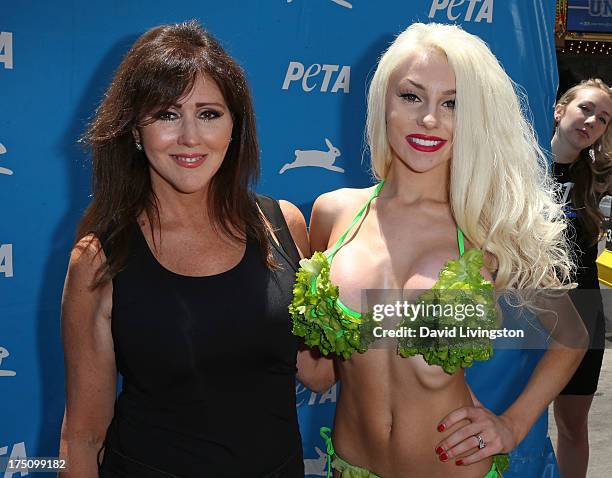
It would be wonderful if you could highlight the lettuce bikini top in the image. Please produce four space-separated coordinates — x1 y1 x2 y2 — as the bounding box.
290 181 497 374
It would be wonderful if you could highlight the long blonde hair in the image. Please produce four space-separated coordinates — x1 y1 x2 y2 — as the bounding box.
366 23 572 289
555 79 612 245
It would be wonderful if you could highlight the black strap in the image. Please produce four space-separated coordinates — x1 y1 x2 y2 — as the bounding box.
256 194 301 270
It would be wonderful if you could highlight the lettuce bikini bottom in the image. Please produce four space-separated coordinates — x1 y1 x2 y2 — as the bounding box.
320 427 506 478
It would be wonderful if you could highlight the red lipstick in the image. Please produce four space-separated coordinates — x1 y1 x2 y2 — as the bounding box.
406 134 447 152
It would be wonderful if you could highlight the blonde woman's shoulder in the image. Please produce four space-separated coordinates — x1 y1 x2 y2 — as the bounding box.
314 185 376 215
310 185 376 252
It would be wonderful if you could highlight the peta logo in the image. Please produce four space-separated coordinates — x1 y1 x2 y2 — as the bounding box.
0 442 28 478
304 446 327 476
428 0 494 23
279 138 344 174
0 32 13 69
0 244 13 278
287 0 353 8
0 143 13 176
0 347 16 377
296 382 338 406
589 0 612 17
282 62 350 93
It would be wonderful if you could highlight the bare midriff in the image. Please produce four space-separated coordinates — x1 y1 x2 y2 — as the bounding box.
333 351 493 477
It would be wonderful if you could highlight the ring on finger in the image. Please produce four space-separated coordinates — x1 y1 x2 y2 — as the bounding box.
474 434 486 449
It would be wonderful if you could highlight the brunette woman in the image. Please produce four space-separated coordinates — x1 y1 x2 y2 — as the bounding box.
59 21 329 478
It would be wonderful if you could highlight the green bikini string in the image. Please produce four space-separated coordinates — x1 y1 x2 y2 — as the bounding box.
310 181 386 322
457 226 465 257
320 427 335 478
325 180 386 263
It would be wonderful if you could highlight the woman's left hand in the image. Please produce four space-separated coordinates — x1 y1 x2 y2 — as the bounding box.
434 403 518 465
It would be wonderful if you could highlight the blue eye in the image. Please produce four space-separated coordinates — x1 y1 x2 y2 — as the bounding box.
443 99 456 109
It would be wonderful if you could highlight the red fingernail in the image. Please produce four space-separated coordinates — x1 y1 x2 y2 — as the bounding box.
456 460 464 466
437 423 445 432
439 453 448 462
435 446 444 455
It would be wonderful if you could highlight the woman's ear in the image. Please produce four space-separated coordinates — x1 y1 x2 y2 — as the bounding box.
132 127 143 151
132 127 141 144
553 104 565 124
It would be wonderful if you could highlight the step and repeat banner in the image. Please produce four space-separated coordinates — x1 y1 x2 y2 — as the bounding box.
1 1 558 477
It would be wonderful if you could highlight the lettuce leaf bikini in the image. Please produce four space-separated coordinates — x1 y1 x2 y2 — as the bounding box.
290 181 508 477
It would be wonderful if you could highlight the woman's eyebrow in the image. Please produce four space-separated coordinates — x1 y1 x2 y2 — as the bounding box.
195 102 225 108
404 78 455 96
171 101 226 108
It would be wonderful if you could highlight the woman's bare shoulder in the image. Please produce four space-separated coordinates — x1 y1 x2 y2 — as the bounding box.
313 186 376 221
310 186 377 252
66 234 108 279
63 233 111 318
72 233 104 258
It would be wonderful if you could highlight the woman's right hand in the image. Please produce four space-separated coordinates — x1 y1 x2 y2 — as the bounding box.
59 235 116 477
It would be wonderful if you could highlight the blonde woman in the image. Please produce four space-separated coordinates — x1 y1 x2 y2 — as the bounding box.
292 23 586 477
552 79 612 478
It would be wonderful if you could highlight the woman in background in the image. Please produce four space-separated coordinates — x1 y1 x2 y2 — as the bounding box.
552 78 612 478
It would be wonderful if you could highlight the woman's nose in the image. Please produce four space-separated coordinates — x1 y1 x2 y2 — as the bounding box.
419 109 439 129
178 118 200 146
584 114 597 128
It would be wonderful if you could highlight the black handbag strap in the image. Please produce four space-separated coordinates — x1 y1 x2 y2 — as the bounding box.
256 194 301 271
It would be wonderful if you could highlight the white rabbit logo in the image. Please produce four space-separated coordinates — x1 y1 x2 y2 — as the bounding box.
0 346 17 377
279 138 344 174
303 447 328 476
0 142 13 176
286 0 353 9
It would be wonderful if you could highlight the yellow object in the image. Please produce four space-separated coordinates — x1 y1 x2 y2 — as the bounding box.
596 249 612 287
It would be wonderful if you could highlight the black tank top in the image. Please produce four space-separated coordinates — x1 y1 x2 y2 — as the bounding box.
101 220 303 477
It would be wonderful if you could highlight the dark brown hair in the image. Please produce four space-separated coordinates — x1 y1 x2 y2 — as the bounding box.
78 20 270 286
556 79 612 245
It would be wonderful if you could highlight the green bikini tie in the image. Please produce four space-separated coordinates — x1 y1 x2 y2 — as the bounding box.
457 226 465 257
320 427 335 478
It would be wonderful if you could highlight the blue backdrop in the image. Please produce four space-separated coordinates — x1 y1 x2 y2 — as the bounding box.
1 1 558 477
